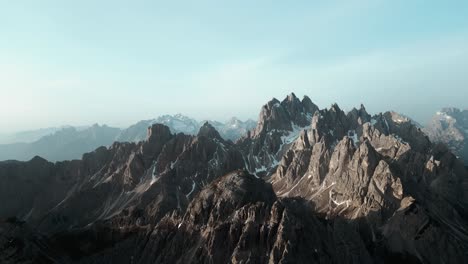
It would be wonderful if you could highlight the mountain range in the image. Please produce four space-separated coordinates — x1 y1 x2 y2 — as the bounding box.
0 125 121 162
116 114 256 143
1 93 467 263
2 106 467 167
424 108 468 165
0 115 256 162
0 127 67 144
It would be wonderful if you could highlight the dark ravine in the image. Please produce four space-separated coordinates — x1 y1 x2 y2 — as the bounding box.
1 93 468 263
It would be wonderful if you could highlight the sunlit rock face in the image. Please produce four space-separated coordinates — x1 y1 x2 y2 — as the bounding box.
267 103 468 263
237 93 318 178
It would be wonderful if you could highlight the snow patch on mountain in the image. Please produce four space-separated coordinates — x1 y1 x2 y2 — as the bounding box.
186 179 196 198
347 130 359 146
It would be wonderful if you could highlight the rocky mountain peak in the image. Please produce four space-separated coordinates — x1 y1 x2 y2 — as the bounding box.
285 92 298 102
280 92 314 127
302 95 319 114
266 97 281 108
29 155 49 164
197 122 223 140
309 104 350 145
252 94 318 138
346 104 371 127
142 124 174 165
184 170 276 225
146 123 172 142
330 103 341 112
240 95 321 177
358 104 370 117
253 98 292 137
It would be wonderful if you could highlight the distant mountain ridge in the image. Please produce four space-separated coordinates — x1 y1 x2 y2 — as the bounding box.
2 108 467 167
0 126 89 144
116 114 201 143
424 107 468 164
116 114 256 143
0 124 121 162
0 115 256 162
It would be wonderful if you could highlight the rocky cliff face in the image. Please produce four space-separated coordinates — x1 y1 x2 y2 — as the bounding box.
136 171 373 264
238 93 318 177
269 105 468 263
1 94 468 263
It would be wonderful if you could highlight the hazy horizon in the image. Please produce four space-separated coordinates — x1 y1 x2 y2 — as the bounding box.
2 1 468 133
1 93 466 135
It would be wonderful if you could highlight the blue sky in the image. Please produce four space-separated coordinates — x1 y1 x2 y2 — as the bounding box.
1 0 468 132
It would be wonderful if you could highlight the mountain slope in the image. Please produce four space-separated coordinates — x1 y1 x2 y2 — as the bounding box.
136 171 375 264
